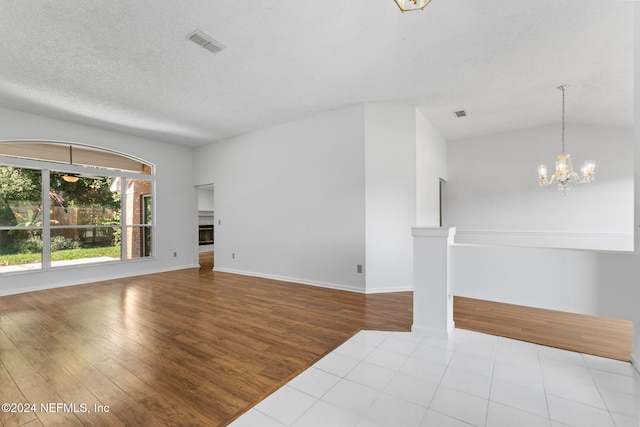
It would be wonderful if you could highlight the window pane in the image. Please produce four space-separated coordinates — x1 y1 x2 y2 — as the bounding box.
126 226 152 259
50 227 120 268
49 172 120 226
0 229 42 272
124 179 152 259
0 165 43 272
125 179 152 225
0 166 42 227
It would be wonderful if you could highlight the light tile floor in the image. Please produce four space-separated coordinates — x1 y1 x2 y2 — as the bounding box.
229 329 640 427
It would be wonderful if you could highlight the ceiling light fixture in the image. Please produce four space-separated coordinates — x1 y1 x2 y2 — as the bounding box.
62 145 80 183
537 85 595 195
394 0 433 12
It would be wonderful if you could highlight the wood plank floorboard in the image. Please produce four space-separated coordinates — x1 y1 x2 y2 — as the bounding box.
453 296 633 361
0 252 412 426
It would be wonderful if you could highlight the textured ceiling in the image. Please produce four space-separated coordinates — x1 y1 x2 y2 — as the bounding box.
0 1 633 147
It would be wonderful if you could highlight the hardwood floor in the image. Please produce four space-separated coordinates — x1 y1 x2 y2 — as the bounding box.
199 250 214 271
454 296 633 361
0 253 412 426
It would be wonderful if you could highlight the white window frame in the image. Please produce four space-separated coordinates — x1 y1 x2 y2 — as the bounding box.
0 149 155 273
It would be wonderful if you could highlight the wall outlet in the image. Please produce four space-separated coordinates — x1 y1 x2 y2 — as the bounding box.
357 264 363 274
232 253 235 259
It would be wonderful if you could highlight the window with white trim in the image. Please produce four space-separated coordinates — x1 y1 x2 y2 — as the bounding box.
0 142 154 272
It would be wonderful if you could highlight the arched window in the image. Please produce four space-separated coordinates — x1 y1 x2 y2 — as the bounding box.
0 141 154 273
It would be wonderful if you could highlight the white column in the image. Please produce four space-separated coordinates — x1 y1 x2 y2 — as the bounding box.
411 227 455 336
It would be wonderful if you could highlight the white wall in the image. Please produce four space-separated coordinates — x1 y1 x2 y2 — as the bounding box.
450 245 640 325
597 252 640 368
632 3 640 367
451 244 602 316
444 124 634 250
193 103 447 294
197 188 214 212
193 105 367 292
416 109 448 226
0 106 196 296
364 104 417 292
449 242 640 365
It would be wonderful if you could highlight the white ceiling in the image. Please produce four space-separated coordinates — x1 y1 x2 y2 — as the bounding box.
0 1 633 148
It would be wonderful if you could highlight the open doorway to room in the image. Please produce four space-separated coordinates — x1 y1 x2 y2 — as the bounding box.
196 184 214 270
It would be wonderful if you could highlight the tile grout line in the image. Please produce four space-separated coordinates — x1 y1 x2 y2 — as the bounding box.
537 343 554 425
583 353 620 426
482 337 498 427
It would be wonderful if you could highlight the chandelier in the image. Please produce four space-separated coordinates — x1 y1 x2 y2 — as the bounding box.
537 85 595 195
394 0 433 12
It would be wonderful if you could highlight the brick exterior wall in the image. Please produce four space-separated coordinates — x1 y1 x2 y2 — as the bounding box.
126 179 152 259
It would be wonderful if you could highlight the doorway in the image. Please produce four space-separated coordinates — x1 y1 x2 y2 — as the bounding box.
196 184 214 269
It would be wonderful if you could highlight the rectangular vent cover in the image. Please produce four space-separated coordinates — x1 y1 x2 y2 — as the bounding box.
188 30 225 54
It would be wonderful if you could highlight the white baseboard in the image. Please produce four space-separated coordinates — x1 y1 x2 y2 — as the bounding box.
0 262 408 297
0 263 197 297
364 286 413 294
411 324 453 338
213 267 369 294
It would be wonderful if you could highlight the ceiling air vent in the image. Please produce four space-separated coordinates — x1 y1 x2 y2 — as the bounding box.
188 30 225 54
453 110 467 118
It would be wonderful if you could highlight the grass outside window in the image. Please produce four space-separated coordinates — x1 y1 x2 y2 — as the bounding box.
1 246 120 266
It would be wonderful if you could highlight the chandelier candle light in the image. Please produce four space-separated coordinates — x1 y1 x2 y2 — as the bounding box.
394 0 433 12
537 85 595 195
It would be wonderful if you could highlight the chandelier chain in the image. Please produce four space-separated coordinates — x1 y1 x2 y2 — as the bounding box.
560 85 566 155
